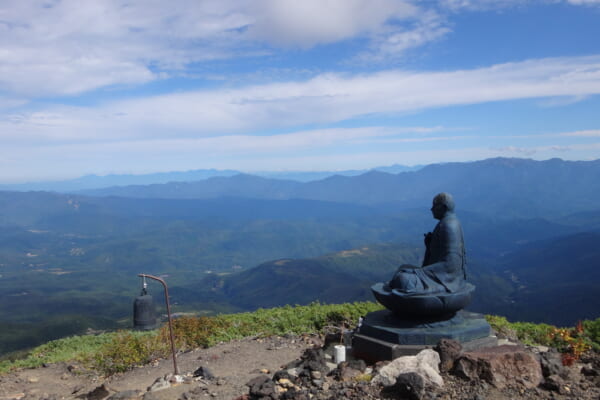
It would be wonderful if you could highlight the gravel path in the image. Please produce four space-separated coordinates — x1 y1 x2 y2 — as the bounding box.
0 335 315 400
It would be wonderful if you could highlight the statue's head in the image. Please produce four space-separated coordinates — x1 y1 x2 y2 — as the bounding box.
431 192 454 219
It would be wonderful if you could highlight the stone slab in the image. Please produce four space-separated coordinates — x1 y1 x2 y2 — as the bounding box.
357 310 491 345
352 333 498 363
352 309 496 363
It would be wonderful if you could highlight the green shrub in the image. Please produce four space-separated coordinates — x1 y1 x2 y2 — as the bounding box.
0 334 116 373
162 316 233 350
93 331 161 375
510 322 556 346
486 315 555 346
583 318 600 350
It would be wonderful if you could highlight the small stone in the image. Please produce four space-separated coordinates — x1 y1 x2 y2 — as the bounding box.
310 370 322 379
147 377 171 392
582 366 598 377
539 350 566 378
278 378 294 388
246 375 276 398
326 362 337 371
260 368 270 374
543 374 565 393
216 378 225 386
26 376 39 383
71 384 85 394
193 366 215 380
274 385 288 394
85 384 112 400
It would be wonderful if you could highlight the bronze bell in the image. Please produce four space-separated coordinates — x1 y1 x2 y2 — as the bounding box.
133 281 157 330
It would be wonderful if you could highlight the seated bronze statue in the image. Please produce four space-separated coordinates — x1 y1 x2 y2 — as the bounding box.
372 192 474 317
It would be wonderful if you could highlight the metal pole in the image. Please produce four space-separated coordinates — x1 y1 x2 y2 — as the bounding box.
138 273 179 376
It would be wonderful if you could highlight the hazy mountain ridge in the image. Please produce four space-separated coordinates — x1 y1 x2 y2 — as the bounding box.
0 164 422 192
78 158 600 218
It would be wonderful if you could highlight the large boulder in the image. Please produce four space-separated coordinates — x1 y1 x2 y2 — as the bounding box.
372 349 443 388
454 345 543 389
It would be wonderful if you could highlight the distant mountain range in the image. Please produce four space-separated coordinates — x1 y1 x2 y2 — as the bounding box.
78 158 600 219
0 164 422 192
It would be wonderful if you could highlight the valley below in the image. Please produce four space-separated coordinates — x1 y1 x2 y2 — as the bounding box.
1 157 599 356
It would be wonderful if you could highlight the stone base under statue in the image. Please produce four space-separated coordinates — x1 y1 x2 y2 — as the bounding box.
352 310 497 363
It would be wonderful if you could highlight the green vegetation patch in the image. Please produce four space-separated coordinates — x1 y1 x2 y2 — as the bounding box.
1 301 383 375
3 303 598 376
486 315 600 365
0 332 121 373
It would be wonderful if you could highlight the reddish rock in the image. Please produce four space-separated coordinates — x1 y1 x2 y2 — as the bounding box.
435 338 462 372
454 345 542 389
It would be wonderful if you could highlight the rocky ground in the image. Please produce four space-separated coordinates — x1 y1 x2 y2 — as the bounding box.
0 334 598 400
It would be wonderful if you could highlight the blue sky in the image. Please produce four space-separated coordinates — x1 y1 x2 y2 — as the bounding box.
1 0 600 182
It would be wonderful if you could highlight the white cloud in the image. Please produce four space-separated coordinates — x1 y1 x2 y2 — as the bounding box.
246 0 419 48
440 0 529 11
441 0 600 10
3 55 600 146
0 0 442 100
489 145 537 156
560 129 600 137
362 10 449 61
566 0 600 5
1 0 597 103
0 0 253 97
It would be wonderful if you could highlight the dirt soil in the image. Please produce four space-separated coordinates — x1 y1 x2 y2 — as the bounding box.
0 335 314 400
0 335 598 400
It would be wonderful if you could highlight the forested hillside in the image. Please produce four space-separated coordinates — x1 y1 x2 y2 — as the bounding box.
1 157 599 354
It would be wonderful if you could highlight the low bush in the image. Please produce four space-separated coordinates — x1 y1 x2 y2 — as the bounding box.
583 318 600 350
486 315 594 365
94 301 381 375
93 331 162 374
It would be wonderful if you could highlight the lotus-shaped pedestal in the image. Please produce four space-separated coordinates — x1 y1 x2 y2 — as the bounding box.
371 282 475 318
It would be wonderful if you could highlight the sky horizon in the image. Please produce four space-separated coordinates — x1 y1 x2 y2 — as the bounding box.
1 0 600 183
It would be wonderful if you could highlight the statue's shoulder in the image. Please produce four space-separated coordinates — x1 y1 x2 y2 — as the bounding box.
439 213 462 231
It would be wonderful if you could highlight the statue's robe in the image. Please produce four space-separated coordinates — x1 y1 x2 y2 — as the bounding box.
389 211 466 294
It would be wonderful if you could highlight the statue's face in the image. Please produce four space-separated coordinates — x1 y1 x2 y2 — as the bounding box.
431 202 446 219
